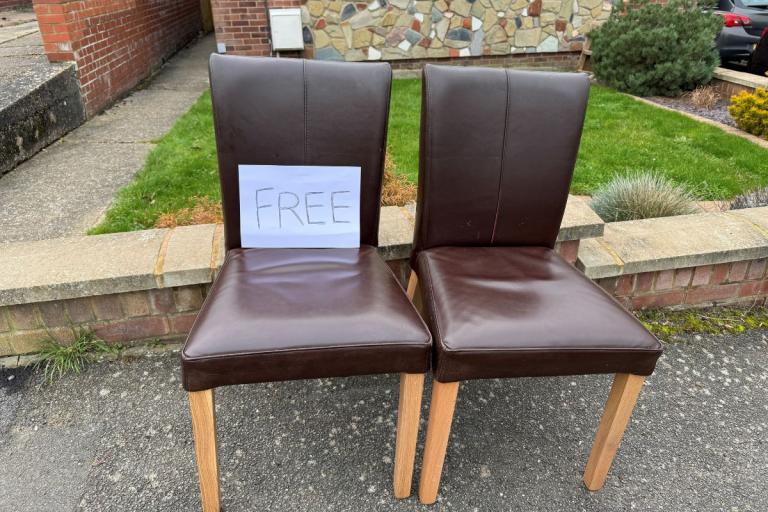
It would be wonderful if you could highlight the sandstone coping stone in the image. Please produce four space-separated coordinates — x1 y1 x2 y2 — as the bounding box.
0 229 167 306
713 67 768 91
557 195 603 241
0 201 604 307
577 207 768 279
161 224 218 288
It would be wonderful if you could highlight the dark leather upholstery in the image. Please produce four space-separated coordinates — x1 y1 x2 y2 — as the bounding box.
414 65 662 382
183 247 431 391
412 65 590 266
417 247 663 382
208 54 392 251
182 56 431 392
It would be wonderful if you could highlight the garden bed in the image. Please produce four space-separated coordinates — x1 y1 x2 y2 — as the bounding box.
91 80 768 235
647 96 736 129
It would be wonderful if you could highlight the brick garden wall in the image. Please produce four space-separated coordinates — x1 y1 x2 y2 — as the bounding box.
5 245 768 358
33 0 202 116
0 285 207 356
596 259 768 310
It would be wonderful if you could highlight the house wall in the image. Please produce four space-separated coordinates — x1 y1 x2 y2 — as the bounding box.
304 0 607 62
211 0 609 65
33 0 202 116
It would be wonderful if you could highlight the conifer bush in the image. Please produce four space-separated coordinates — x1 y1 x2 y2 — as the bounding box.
589 0 721 97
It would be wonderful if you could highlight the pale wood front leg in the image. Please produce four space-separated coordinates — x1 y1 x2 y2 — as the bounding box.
418 380 460 505
393 372 426 498
583 373 646 491
189 389 221 512
406 272 423 312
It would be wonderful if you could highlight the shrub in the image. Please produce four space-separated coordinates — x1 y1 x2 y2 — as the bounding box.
590 172 698 222
730 186 768 210
589 0 721 97
728 88 768 139
686 85 720 110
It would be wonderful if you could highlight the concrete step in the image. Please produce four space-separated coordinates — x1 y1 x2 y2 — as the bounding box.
0 26 86 176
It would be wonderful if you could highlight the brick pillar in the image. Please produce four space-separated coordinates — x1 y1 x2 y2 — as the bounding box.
32 0 80 63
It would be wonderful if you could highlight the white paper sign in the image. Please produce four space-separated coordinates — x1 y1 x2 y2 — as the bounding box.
238 165 361 248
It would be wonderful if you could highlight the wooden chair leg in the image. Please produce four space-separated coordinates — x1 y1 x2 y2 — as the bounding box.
418 380 460 505
189 389 221 512
583 373 646 491
393 372 426 498
406 272 422 312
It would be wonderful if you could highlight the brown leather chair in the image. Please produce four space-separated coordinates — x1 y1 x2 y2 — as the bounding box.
409 65 664 504
181 55 432 511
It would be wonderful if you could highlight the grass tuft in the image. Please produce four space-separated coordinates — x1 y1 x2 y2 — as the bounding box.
35 329 119 384
590 172 698 222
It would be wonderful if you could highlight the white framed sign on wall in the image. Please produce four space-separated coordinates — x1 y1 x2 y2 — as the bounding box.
238 165 361 248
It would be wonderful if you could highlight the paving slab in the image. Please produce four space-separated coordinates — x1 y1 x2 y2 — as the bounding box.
0 329 766 511
0 34 215 243
0 139 153 242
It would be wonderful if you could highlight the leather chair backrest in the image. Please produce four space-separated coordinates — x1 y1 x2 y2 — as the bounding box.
412 64 590 265
209 55 392 251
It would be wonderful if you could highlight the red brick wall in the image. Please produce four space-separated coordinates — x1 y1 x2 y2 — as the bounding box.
2 253 767 358
597 259 768 310
33 0 202 116
0 285 207 355
211 0 300 56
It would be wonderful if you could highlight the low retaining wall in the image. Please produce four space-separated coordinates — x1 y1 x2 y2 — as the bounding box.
712 67 768 97
0 198 602 357
5 199 768 359
578 207 768 309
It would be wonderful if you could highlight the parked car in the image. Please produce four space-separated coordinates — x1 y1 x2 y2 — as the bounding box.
715 0 768 65
748 26 768 75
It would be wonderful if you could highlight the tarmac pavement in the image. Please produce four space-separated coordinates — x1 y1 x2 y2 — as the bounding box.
0 328 767 511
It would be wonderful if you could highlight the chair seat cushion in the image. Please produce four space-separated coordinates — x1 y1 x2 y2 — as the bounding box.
182 246 431 391
416 246 662 382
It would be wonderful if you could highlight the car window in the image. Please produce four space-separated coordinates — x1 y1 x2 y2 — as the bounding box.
740 0 768 7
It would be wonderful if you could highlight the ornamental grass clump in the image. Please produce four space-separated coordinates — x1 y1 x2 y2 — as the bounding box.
728 88 768 139
590 173 698 222
589 0 721 97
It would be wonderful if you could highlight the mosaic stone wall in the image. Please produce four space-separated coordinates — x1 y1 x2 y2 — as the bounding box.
301 0 611 61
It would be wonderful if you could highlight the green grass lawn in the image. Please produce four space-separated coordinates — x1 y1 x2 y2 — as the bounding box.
91 80 768 235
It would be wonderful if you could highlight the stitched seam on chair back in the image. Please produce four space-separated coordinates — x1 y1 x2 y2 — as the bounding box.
302 59 308 164
490 69 511 245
